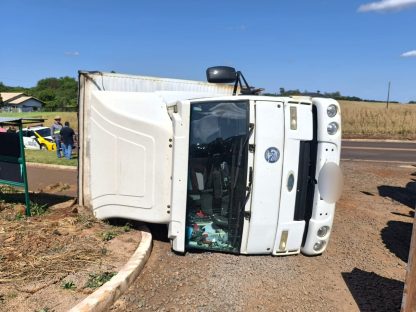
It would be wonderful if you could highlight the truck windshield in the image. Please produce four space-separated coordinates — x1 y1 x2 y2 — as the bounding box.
186 100 249 253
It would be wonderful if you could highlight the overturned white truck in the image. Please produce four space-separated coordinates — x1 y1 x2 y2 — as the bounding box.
78 67 342 256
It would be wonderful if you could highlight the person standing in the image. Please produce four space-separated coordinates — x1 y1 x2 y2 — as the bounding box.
60 121 76 160
51 116 63 158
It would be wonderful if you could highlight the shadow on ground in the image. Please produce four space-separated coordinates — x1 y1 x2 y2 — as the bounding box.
342 268 403 312
0 191 74 207
146 223 170 242
378 179 416 209
381 220 413 262
377 175 415 262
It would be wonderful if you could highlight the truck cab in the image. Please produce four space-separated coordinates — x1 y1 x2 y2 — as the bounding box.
78 68 342 256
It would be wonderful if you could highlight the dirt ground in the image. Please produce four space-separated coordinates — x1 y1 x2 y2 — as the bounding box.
111 161 416 312
0 187 142 312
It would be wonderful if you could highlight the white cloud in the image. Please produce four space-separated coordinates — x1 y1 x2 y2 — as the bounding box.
358 0 416 12
401 50 416 57
64 51 80 56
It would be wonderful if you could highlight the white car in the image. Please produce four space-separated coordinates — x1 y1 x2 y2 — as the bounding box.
20 126 56 150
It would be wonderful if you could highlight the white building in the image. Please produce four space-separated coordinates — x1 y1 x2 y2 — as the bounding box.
0 92 44 112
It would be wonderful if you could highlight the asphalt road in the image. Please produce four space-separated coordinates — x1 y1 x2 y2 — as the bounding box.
341 140 416 164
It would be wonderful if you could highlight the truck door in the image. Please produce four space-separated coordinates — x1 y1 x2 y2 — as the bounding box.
245 101 285 254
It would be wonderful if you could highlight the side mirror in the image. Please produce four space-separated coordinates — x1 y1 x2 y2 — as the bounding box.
206 66 237 83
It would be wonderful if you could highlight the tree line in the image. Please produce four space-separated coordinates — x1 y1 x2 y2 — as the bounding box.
265 87 415 104
0 77 78 111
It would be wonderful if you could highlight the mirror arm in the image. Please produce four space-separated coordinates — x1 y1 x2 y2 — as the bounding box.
232 72 241 96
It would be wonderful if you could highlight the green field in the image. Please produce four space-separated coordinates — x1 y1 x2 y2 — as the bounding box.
25 149 77 167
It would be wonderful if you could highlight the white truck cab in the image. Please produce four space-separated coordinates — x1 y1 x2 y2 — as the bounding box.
78 68 342 256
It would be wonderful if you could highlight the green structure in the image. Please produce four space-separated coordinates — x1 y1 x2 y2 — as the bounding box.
0 117 44 216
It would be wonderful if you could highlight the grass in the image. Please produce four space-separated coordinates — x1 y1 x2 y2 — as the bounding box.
339 100 416 139
0 111 78 131
85 272 117 288
30 202 48 216
123 223 132 232
61 281 76 290
102 231 117 241
24 149 77 167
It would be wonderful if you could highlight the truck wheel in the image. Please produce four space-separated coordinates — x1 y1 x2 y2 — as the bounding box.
40 144 46 150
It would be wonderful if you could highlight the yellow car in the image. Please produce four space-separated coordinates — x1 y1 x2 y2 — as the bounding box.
21 126 57 151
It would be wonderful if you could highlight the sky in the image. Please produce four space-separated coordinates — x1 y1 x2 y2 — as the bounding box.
0 0 415 102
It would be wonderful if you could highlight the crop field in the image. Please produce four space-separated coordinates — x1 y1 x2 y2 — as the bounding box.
339 100 416 139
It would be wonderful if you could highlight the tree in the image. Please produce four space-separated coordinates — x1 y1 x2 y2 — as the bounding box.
31 77 78 110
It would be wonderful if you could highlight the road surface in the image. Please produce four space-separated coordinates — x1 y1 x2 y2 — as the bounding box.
341 140 416 164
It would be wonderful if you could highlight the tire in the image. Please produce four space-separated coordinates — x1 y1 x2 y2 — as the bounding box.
40 144 46 150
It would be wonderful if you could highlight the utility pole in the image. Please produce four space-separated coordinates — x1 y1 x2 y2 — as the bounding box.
386 81 391 109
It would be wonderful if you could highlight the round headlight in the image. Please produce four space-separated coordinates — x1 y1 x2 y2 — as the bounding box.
327 122 339 135
317 226 330 238
313 240 326 252
327 104 338 118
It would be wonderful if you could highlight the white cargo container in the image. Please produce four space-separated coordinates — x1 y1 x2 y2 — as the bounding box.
78 68 342 256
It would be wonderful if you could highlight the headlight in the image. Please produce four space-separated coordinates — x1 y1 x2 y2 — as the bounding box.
327 104 338 117
313 240 326 252
317 226 330 238
327 122 339 135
